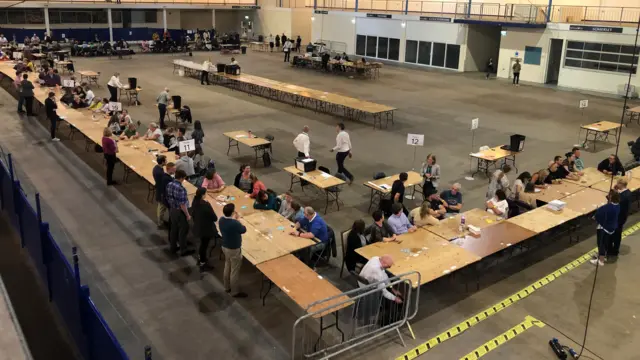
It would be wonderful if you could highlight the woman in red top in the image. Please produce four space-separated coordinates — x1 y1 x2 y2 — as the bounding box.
249 173 266 199
102 127 118 185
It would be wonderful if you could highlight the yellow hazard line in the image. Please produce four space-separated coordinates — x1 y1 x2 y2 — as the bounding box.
459 316 545 360
396 222 640 360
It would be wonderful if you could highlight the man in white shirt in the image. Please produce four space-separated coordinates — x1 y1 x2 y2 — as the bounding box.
107 72 123 102
84 86 95 106
329 123 354 184
358 255 402 304
283 39 293 63
143 123 164 145
0 34 7 45
486 189 509 220
230 58 238 66
201 58 211 85
293 125 310 158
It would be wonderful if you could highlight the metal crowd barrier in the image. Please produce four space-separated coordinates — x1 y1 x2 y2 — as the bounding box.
0 153 141 360
292 271 420 359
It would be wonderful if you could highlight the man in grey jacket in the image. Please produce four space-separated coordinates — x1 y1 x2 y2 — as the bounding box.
20 73 35 116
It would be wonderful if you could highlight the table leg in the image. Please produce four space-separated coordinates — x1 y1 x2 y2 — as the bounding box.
368 188 376 212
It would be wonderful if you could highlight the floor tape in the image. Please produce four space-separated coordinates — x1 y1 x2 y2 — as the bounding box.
459 315 545 360
396 222 640 360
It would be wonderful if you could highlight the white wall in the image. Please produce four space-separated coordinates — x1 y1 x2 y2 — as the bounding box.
254 7 292 37
312 12 356 54
405 20 465 45
498 25 640 95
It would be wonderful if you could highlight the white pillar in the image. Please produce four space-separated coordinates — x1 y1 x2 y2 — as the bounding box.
163 8 168 32
107 8 113 42
44 7 50 36
211 9 216 28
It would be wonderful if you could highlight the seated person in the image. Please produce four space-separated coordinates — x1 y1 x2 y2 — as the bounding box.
288 200 304 223
141 40 150 52
597 154 625 176
230 57 238 66
201 168 225 192
163 127 178 150
546 161 566 184
632 137 640 160
73 85 86 99
107 116 121 135
439 183 463 216
364 210 397 243
249 173 266 199
553 155 580 181
278 192 294 218
516 182 538 209
118 109 132 128
562 152 584 176
119 122 139 140
83 84 95 105
175 151 195 177
89 97 107 111
345 219 368 272
387 203 417 235
60 88 74 105
409 201 446 226
143 123 164 144
70 94 87 109
43 68 61 87
486 189 509 220
531 169 549 188
290 207 329 254
253 189 278 210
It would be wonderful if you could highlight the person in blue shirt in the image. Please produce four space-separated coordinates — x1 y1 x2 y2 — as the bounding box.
591 190 620 267
253 189 278 211
290 206 328 253
387 203 417 235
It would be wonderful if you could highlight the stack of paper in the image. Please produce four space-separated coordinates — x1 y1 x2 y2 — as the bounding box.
548 200 566 211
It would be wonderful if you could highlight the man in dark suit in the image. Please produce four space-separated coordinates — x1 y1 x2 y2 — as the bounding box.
610 178 632 257
44 91 61 141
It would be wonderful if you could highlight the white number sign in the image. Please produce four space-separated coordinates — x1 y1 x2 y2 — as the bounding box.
108 102 122 112
179 139 196 153
407 134 424 146
62 79 75 88
579 100 589 109
471 118 479 130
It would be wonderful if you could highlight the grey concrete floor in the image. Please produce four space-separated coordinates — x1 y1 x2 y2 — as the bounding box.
1 50 639 359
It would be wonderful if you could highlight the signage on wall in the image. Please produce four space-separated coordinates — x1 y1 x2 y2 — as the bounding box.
366 13 392 19
314 10 328 14
419 16 451 22
569 25 622 33
231 5 260 9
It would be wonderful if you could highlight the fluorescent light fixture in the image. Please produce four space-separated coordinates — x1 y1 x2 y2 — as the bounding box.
351 18 356 24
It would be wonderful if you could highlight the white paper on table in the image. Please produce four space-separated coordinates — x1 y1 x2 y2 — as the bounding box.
235 134 247 138
470 152 482 157
534 188 541 193
320 173 331 178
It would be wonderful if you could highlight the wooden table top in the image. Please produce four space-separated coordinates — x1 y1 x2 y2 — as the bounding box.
629 106 640 113
242 211 316 255
356 228 480 287
202 186 257 217
283 166 346 189
470 145 517 161
581 121 621 132
223 130 271 147
78 70 99 77
564 167 611 187
256 255 351 317
56 60 72 65
425 208 502 240
363 171 422 193
451 222 537 258
591 176 640 192
529 181 586 203
506 206 582 233
560 188 608 215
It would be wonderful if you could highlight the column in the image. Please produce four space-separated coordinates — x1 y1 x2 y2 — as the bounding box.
44 7 50 36
163 8 168 32
107 8 113 42
467 0 471 18
212 9 216 28
546 0 552 22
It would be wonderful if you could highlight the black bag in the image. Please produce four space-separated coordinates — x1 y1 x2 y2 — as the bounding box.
262 152 271 167
94 144 103 153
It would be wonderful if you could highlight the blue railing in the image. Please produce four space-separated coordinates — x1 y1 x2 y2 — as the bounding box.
0 153 143 360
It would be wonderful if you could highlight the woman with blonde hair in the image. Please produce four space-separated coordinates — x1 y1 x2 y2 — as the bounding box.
102 127 118 186
409 199 441 227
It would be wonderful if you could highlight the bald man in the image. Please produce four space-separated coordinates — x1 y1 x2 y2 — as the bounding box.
359 255 403 304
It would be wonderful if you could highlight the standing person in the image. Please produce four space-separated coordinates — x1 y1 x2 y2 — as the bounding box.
281 33 287 46
591 190 620 267
275 34 280 49
420 154 440 198
293 125 310 158
191 120 205 152
485 58 494 79
44 91 61 142
283 38 293 62
15 71 25 113
295 35 302 52
330 123 354 184
20 73 35 116
153 155 169 227
218 203 248 298
609 179 631 258
201 58 211 85
486 165 511 200
191 187 218 271
102 127 118 186
156 87 170 130
107 72 123 101
268 34 274 52
512 59 521 86
166 170 194 257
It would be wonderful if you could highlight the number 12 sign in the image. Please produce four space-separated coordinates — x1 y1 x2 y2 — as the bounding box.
407 134 425 146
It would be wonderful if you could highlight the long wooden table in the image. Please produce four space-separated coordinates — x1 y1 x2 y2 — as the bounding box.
564 167 610 187
284 166 346 214
470 145 519 177
204 186 258 218
223 130 271 166
173 59 397 129
506 206 582 234
363 170 423 211
292 56 383 80
425 208 502 240
528 181 586 203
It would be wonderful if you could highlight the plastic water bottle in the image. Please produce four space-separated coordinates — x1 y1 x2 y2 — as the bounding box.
459 214 466 232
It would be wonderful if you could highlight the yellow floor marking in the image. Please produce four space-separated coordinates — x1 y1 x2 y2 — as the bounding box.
459 316 544 360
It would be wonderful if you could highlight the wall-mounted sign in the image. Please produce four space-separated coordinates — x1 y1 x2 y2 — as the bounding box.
231 5 260 9
569 25 622 33
366 13 392 19
314 10 328 14
419 16 451 22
